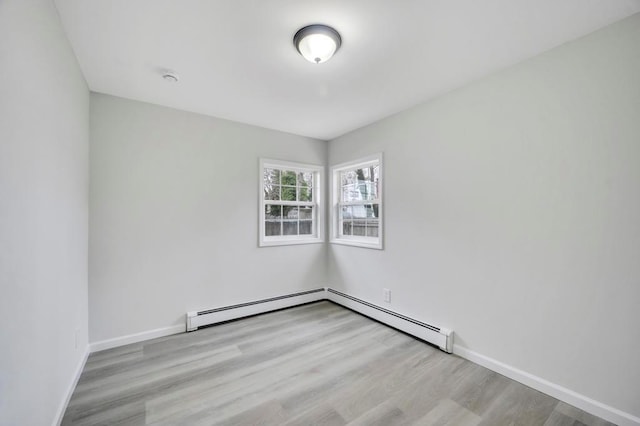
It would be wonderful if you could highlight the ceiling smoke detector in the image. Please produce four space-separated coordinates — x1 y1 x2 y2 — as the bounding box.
162 71 179 82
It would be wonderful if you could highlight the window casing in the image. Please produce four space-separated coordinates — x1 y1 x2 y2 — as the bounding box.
259 159 324 247
330 154 383 249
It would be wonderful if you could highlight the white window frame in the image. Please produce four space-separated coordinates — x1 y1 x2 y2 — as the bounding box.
259 158 324 247
330 153 383 250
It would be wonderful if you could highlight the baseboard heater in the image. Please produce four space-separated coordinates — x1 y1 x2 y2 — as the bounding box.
186 288 325 331
326 289 453 353
186 287 453 354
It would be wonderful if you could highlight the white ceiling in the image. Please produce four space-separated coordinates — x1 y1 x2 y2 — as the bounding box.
54 0 640 140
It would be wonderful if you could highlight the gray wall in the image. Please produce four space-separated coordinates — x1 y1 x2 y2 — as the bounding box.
89 94 327 342
0 1 90 425
2 2 635 422
328 14 640 417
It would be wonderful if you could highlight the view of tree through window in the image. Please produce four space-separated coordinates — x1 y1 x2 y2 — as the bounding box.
263 167 315 237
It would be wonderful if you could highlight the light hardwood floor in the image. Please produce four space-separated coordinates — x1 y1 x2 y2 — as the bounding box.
63 301 615 425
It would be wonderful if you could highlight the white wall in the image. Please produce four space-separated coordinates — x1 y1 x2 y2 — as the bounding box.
0 1 90 425
328 13 640 419
89 94 327 342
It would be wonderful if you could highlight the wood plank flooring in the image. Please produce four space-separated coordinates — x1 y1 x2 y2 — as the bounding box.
62 301 615 425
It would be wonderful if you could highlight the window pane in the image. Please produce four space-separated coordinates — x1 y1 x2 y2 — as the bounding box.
299 206 313 220
356 165 378 200
299 220 312 235
281 170 297 186
341 170 357 186
283 205 297 219
299 186 312 202
265 205 282 236
353 219 366 236
331 156 381 248
342 184 358 202
341 205 352 219
351 205 367 219
366 220 379 237
343 183 377 202
260 160 322 246
282 186 296 201
264 168 281 200
342 220 353 236
359 166 371 182
298 172 313 188
355 182 376 201
372 203 379 218
284 217 298 236
265 221 281 236
283 221 298 235
264 184 280 201
283 206 298 235
264 168 280 185
340 165 379 202
364 203 377 218
265 204 281 220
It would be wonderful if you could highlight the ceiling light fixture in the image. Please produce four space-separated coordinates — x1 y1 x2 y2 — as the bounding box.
293 24 341 64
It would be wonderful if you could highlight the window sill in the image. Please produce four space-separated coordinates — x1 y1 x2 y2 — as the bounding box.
259 237 324 248
330 238 383 250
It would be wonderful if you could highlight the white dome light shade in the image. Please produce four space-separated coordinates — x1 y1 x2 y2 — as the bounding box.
298 33 337 63
294 25 341 64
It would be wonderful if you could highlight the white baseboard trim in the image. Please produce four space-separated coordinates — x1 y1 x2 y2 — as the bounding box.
454 345 640 426
89 324 185 353
53 345 89 426
187 288 326 331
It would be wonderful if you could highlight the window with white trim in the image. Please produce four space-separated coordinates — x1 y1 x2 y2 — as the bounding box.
331 154 383 249
259 159 323 247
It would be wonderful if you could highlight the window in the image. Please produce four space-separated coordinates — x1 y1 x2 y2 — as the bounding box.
259 159 324 247
330 154 383 249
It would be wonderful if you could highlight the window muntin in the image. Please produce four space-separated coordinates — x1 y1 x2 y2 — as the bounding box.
260 159 323 246
331 154 383 249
